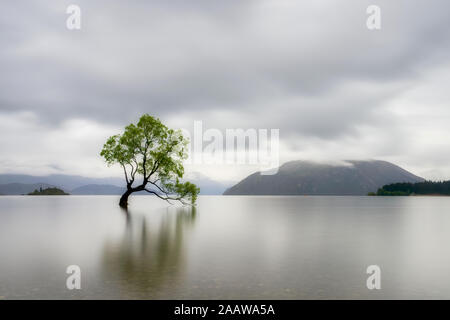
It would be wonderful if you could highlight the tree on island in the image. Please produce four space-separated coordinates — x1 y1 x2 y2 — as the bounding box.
100 114 199 208
373 180 450 196
28 187 69 195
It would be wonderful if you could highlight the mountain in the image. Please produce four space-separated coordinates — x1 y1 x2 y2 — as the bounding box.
0 174 123 191
0 172 232 195
183 172 234 195
223 160 424 196
0 183 55 195
70 177 233 195
71 184 125 195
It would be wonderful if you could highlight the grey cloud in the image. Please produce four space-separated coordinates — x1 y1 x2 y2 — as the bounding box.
2 0 450 127
1 0 450 179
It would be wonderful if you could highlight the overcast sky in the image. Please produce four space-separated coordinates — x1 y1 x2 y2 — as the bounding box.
1 0 450 182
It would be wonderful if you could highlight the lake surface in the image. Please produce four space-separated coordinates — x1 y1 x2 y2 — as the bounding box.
1 195 450 299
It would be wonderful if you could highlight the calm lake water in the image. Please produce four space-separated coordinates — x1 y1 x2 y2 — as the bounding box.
1 195 450 299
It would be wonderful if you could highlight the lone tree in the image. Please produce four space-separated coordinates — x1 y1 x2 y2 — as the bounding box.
100 114 199 208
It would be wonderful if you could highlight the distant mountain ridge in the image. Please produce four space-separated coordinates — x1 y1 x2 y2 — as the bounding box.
0 173 232 195
0 183 56 195
0 174 123 191
71 184 125 195
224 160 424 196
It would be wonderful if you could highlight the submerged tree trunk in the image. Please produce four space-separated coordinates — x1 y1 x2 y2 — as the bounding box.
119 189 133 208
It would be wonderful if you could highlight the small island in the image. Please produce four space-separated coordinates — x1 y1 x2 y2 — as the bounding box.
369 181 450 196
28 187 69 196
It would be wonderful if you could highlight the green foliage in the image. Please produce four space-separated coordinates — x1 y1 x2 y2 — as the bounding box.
100 114 199 205
375 180 450 196
28 187 69 196
376 189 411 196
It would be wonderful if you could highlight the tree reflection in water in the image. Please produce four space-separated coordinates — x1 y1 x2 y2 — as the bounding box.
101 206 196 298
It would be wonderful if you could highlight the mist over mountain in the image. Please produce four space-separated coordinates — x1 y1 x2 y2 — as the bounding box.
224 160 425 196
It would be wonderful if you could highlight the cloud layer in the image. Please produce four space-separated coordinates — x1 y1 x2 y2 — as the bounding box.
1 0 450 181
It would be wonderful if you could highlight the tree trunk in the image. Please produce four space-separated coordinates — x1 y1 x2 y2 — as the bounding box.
119 189 133 208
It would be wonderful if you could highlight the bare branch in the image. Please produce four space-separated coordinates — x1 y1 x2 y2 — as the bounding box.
143 188 188 205
147 180 170 196
146 158 160 180
121 164 130 185
131 158 139 181
144 188 174 204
